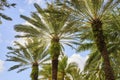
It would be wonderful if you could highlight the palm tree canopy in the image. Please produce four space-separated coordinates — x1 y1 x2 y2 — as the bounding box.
14 3 80 56
6 38 50 73
61 0 120 21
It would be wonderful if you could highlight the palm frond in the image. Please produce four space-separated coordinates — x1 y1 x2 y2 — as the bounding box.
77 43 95 52
8 64 23 71
0 13 12 20
17 67 29 73
84 50 101 71
14 24 40 36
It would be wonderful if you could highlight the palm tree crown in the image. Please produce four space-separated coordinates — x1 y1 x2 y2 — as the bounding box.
15 3 79 51
6 38 50 80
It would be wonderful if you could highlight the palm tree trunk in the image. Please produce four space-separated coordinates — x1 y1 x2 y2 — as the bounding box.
91 19 115 80
52 58 59 80
31 62 39 80
50 38 60 80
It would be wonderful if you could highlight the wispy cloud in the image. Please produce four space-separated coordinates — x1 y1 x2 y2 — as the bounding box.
26 0 45 4
68 54 88 71
19 8 25 14
0 60 4 73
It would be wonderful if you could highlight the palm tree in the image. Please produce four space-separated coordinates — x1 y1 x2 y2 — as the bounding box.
14 3 79 80
39 63 52 80
77 25 120 80
71 68 84 80
105 7 120 79
39 55 79 80
39 63 67 80
83 47 120 80
58 55 78 80
6 38 50 80
57 0 120 80
83 51 105 80
80 6 120 80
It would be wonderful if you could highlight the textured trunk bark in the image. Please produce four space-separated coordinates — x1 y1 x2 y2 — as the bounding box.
91 19 115 80
31 62 39 80
51 37 60 80
52 58 58 80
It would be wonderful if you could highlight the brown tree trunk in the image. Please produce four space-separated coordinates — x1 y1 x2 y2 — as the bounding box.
52 58 59 80
91 19 115 80
31 62 39 80
51 37 60 80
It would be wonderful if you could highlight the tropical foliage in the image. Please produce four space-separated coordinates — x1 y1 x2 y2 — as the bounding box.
14 3 79 80
5 0 120 80
6 38 50 80
56 0 120 80
39 55 79 80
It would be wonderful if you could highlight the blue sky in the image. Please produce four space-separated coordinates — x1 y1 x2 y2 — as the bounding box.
0 0 88 80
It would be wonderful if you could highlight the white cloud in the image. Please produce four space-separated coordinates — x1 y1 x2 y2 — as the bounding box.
19 8 25 14
68 54 88 71
0 60 4 72
26 0 45 4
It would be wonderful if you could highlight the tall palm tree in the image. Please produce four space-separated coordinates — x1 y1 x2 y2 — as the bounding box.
6 38 50 80
79 6 120 80
105 7 120 79
14 3 79 80
57 0 120 80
